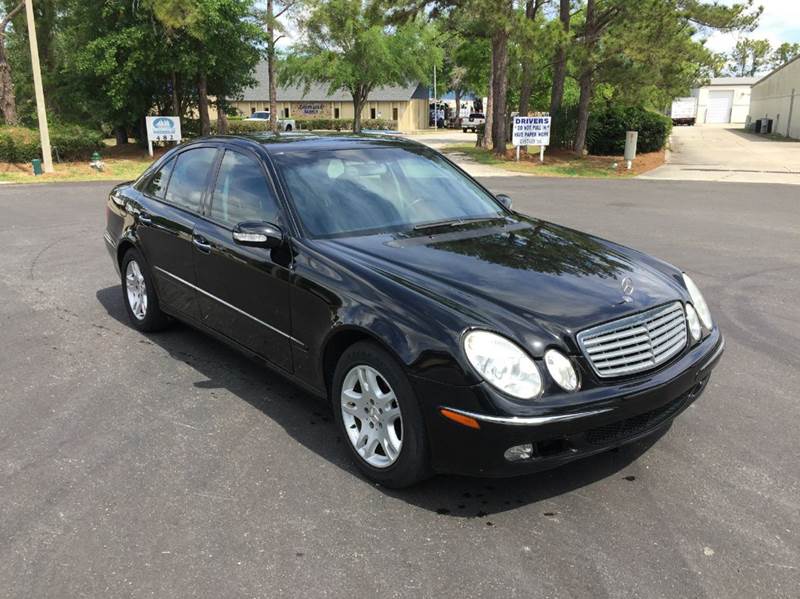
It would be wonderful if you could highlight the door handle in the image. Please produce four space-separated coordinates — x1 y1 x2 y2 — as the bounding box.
138 212 152 225
193 235 212 253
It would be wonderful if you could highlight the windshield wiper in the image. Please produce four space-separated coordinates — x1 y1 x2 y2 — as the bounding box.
413 216 500 231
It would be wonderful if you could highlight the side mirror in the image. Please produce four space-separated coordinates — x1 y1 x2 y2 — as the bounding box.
496 194 513 210
233 221 283 248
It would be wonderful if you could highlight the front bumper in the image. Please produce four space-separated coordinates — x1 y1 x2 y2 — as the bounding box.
413 330 724 477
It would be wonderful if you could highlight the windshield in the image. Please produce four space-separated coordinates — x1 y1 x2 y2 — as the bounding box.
272 147 505 238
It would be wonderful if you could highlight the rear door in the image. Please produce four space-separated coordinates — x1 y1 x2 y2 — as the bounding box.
135 146 219 319
192 148 293 371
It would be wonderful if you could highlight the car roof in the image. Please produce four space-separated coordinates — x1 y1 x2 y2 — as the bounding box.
189 132 424 155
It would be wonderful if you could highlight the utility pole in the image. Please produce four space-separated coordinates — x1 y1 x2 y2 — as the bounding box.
25 0 53 173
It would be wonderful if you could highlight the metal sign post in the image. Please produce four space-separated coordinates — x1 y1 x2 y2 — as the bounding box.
145 116 182 157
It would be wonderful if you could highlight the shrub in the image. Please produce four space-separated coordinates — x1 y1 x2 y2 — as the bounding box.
295 117 397 131
587 106 671 155
182 117 399 138
0 125 103 162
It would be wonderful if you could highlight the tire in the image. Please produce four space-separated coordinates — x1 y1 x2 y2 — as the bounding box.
285 124 293 132
121 248 170 332
462 128 467 133
332 341 431 488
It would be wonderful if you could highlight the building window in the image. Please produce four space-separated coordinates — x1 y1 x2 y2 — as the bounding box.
392 107 398 121
334 107 340 119
284 107 290 118
370 107 376 119
251 106 256 114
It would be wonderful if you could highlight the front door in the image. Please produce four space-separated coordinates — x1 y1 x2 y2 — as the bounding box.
192 149 293 371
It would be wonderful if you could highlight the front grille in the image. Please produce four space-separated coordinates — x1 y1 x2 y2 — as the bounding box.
577 302 687 378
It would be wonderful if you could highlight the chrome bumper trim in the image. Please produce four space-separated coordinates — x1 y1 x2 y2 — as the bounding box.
441 406 613 427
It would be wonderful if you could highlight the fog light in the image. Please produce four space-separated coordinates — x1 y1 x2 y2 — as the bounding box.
686 303 702 341
504 443 533 462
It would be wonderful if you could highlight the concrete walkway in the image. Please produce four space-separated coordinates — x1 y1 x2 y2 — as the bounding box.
640 124 800 185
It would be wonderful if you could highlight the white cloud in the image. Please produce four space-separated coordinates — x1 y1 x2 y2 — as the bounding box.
701 0 800 54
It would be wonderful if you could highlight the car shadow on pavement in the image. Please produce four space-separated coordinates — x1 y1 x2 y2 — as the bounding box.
97 284 666 518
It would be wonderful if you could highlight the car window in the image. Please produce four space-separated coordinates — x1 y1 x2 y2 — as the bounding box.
273 147 503 238
164 147 218 213
143 157 175 199
210 150 279 226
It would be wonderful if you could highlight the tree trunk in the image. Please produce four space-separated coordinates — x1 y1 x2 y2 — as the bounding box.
549 0 571 117
482 60 494 149
352 86 365 133
454 89 462 128
573 69 592 154
0 1 24 126
198 72 211 136
519 65 533 117
0 54 17 125
217 101 229 134
573 0 596 155
171 71 180 117
115 126 128 146
491 28 510 156
267 0 279 134
518 0 543 116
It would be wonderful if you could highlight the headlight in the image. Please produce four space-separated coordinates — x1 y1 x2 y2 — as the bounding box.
682 273 713 329
463 331 542 399
685 303 702 341
544 349 579 392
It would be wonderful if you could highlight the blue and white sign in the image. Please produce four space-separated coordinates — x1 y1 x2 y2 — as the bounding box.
146 116 182 156
512 116 551 147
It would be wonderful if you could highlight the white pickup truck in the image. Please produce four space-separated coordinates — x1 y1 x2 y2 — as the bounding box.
670 97 697 126
462 112 486 133
244 111 296 132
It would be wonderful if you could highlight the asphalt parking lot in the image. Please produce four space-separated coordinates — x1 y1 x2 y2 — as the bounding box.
1 178 798 598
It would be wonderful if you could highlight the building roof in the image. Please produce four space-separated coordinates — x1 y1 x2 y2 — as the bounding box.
238 60 429 102
706 77 759 87
754 54 800 87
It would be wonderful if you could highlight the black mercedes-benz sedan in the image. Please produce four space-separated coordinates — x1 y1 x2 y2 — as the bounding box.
104 133 724 487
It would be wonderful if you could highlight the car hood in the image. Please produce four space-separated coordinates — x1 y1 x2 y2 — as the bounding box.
318 217 686 352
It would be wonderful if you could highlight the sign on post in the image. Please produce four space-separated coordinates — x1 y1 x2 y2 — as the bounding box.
512 115 551 162
145 116 182 157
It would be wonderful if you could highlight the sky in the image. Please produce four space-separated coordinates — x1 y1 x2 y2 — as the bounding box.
703 0 800 55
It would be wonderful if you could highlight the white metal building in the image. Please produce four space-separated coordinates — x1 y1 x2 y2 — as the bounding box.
691 77 757 124
749 56 800 139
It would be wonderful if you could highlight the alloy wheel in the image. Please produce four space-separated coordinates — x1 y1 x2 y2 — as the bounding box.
340 365 403 468
125 260 148 320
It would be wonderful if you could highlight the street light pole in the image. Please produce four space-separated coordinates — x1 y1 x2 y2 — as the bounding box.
25 0 53 173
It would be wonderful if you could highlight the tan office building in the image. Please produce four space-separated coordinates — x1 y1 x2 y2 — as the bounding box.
749 56 800 139
231 61 430 132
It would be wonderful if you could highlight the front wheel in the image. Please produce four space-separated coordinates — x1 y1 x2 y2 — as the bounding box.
333 342 430 488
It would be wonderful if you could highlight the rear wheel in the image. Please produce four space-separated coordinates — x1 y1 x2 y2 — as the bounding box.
333 341 430 487
121 248 170 332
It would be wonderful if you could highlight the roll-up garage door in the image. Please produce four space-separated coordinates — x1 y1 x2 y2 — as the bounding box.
706 90 733 124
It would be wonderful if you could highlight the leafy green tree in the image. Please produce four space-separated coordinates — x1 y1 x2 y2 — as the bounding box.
728 37 772 76
282 0 440 133
769 42 800 71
